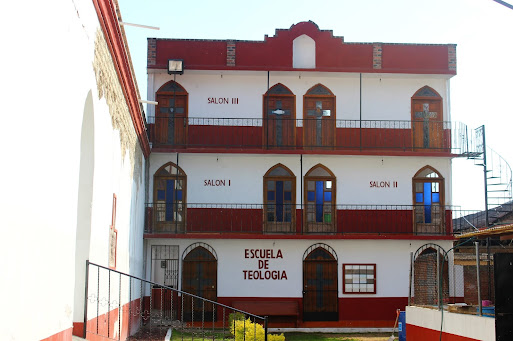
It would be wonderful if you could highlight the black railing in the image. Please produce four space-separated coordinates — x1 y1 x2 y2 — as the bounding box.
84 261 268 340
143 203 478 236
147 117 473 155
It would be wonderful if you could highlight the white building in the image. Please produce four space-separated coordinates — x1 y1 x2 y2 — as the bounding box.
1 0 149 339
143 21 463 328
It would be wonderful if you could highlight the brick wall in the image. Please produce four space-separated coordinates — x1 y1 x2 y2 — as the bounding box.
413 250 449 306
227 41 235 66
448 44 456 72
148 38 156 67
373 43 382 69
463 265 494 305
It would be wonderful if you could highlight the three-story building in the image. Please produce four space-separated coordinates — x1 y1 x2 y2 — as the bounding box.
143 21 465 328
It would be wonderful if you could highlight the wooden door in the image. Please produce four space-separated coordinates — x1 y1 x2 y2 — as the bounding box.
303 248 338 321
304 96 335 149
182 247 217 321
156 94 187 146
411 86 443 151
264 96 295 148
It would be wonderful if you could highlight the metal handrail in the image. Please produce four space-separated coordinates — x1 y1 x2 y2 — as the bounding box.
84 260 268 340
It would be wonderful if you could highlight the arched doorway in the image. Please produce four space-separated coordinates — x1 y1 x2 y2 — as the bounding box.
412 166 444 234
303 244 338 321
411 86 443 151
263 83 296 149
182 243 217 321
412 243 449 307
263 164 296 233
155 80 188 146
303 84 335 149
73 90 94 331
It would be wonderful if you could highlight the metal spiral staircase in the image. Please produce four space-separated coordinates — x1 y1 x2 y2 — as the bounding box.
466 125 513 227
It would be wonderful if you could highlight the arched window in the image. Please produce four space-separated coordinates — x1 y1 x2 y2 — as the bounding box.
304 164 336 233
153 162 186 233
303 84 336 149
302 243 338 321
411 86 443 151
263 164 296 233
263 83 296 149
155 80 188 146
412 166 444 234
412 244 449 306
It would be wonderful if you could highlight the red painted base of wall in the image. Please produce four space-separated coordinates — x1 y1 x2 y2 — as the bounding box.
406 324 480 341
41 327 72 341
218 296 407 328
72 297 144 341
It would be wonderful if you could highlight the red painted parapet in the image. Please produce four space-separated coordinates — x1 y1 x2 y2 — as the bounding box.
150 118 465 156
150 21 456 75
144 204 458 237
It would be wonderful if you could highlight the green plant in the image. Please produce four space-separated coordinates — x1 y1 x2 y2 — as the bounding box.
231 317 285 341
228 312 245 332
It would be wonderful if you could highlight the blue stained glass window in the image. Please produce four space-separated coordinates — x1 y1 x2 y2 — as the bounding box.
176 190 183 201
416 193 423 203
284 191 292 201
267 191 275 201
424 182 432 223
276 181 284 221
424 183 432 205
432 193 440 203
165 180 175 221
324 192 332 201
307 191 315 201
315 181 324 222
157 190 166 201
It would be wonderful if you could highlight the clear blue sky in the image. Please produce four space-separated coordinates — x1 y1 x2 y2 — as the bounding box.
118 0 513 210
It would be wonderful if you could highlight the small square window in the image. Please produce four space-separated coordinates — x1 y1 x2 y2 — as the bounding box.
343 264 376 294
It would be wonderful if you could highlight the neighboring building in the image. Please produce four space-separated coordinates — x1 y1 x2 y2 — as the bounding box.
1 0 149 340
143 21 467 328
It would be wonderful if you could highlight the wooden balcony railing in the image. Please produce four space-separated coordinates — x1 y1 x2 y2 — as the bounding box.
147 118 474 155
144 203 479 236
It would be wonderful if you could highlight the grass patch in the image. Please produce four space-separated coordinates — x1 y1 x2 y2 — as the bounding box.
170 329 228 340
284 333 359 341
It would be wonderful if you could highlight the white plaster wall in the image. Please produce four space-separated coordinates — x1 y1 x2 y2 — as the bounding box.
145 239 453 298
406 306 495 341
150 71 450 123
0 0 146 339
149 153 452 205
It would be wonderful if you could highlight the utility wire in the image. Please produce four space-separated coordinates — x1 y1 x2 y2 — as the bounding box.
493 0 513 10
439 237 477 341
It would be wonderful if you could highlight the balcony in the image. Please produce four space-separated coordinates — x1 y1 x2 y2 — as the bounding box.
144 203 478 237
147 117 475 156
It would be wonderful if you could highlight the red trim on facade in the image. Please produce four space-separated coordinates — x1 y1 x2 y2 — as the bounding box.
150 21 456 75
92 0 151 158
40 328 73 341
151 146 459 158
72 322 84 337
406 324 480 341
146 207 455 237
145 233 455 240
148 124 456 157
81 297 144 341
218 296 406 327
